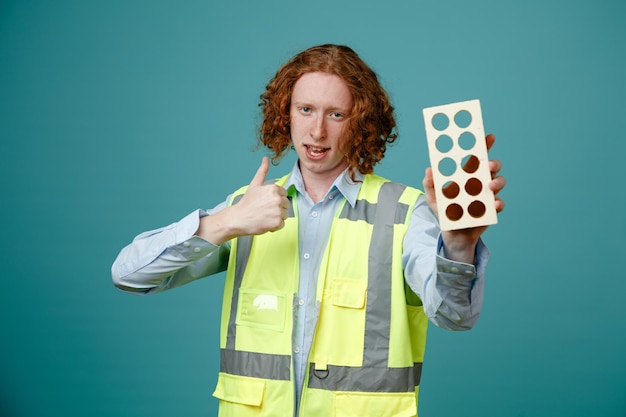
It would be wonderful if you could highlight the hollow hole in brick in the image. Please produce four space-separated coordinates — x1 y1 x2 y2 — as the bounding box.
435 135 453 153
438 157 457 177
468 201 486 218
446 203 464 221
454 110 472 128
442 181 460 199
464 178 482 196
432 113 449 131
461 155 480 174
458 132 476 151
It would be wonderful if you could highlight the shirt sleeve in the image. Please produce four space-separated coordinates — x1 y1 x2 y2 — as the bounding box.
402 195 491 330
111 206 231 295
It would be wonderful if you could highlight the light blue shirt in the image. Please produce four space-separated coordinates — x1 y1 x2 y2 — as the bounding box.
112 162 489 413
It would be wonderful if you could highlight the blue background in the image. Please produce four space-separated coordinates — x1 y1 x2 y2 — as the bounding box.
1 1 625 416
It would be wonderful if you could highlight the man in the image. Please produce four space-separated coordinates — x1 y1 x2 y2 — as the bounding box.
112 44 506 416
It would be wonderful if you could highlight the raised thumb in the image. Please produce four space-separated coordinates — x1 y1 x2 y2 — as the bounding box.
249 156 269 187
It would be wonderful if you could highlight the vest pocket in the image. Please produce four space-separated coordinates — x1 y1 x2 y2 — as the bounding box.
213 372 265 416
236 289 286 332
332 279 367 308
334 392 417 417
313 279 367 366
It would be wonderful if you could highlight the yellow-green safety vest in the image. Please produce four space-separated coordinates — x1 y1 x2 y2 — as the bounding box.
212 173 428 417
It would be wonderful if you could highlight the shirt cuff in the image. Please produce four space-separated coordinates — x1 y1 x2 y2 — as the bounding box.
170 209 219 260
436 234 490 280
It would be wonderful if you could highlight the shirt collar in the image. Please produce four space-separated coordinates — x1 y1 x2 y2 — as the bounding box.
283 160 363 207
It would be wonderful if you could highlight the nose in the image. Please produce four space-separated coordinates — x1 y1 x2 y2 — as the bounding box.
310 114 326 141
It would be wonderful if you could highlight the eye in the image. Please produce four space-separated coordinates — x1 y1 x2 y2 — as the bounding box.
330 112 344 119
299 106 311 114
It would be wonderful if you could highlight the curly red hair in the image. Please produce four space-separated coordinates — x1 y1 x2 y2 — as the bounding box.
258 44 397 180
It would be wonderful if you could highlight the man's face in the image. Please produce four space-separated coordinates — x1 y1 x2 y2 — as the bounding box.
289 71 353 185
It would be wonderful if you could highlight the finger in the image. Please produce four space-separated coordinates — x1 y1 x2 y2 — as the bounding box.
270 219 286 233
489 159 502 177
489 175 507 193
485 134 496 152
422 167 438 210
494 198 505 213
422 167 434 189
249 157 269 187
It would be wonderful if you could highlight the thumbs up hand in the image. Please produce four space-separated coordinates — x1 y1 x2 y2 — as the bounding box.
195 157 290 245
235 157 290 234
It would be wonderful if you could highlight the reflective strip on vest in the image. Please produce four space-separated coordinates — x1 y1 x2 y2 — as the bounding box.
223 194 295 352
338 181 408 369
307 362 422 392
220 348 291 381
221 180 422 393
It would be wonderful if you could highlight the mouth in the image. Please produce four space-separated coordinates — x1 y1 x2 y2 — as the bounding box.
304 144 330 160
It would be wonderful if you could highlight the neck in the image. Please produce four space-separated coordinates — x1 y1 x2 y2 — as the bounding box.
303 177 335 204
298 162 348 204
302 169 348 203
